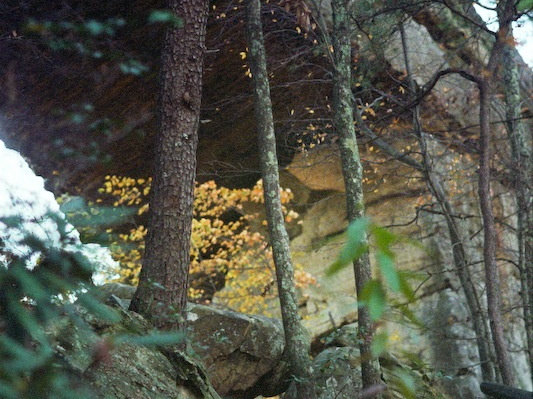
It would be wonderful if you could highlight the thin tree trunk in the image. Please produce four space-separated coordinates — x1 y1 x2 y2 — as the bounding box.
399 23 496 382
331 0 383 394
245 1 315 398
474 1 519 385
501 29 533 385
129 0 209 331
478 77 515 386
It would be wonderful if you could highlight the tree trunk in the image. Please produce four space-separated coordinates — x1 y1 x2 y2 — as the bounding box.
478 77 516 386
331 0 383 394
244 1 315 398
129 0 209 330
475 1 519 385
399 23 496 382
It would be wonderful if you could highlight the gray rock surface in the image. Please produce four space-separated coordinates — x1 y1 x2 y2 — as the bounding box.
97 283 289 398
48 299 207 399
186 302 288 398
427 290 484 399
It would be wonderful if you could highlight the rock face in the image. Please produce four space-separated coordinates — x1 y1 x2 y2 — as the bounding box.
284 324 452 399
426 290 484 399
49 299 205 399
282 139 531 396
186 303 288 398
98 283 289 398
84 285 456 399
3 0 529 198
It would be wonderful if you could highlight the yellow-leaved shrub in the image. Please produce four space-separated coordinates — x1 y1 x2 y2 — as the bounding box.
98 176 315 315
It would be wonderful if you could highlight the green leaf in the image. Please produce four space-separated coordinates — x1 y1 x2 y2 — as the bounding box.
60 196 87 213
326 218 369 276
0 384 17 399
360 280 386 321
67 205 135 228
116 332 185 347
372 225 396 255
517 0 533 12
119 60 149 76
148 10 184 28
396 303 422 327
11 266 49 302
376 252 400 292
371 331 388 357
398 271 415 301
393 369 416 399
346 217 370 243
84 20 107 36
76 292 121 322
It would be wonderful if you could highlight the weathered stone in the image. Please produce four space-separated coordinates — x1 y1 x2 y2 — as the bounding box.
426 290 484 399
186 302 288 398
96 284 289 398
85 342 201 399
311 346 362 399
98 282 136 300
47 300 206 399
285 341 452 399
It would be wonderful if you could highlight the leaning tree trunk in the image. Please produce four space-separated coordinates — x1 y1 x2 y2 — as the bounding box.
331 0 383 394
129 0 209 330
399 23 496 382
245 1 315 398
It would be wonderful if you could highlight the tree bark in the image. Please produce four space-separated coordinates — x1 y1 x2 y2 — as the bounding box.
399 23 496 382
474 0 519 385
331 0 383 394
129 0 209 330
478 76 515 385
245 1 315 398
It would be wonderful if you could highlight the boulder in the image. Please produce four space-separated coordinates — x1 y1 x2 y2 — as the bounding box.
186 303 288 398
47 287 460 399
97 283 289 398
284 324 452 399
48 299 207 399
311 346 362 399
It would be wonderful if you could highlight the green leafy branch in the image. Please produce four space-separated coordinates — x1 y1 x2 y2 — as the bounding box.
326 218 419 355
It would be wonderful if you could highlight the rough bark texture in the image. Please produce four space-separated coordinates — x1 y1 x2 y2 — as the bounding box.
331 0 382 394
129 0 209 329
399 23 496 382
244 1 316 398
477 5 513 382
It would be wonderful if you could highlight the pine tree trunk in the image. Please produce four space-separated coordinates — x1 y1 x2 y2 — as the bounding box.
129 0 209 330
245 1 315 398
331 0 382 394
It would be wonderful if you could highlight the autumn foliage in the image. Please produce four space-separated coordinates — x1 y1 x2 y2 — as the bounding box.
98 176 315 314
